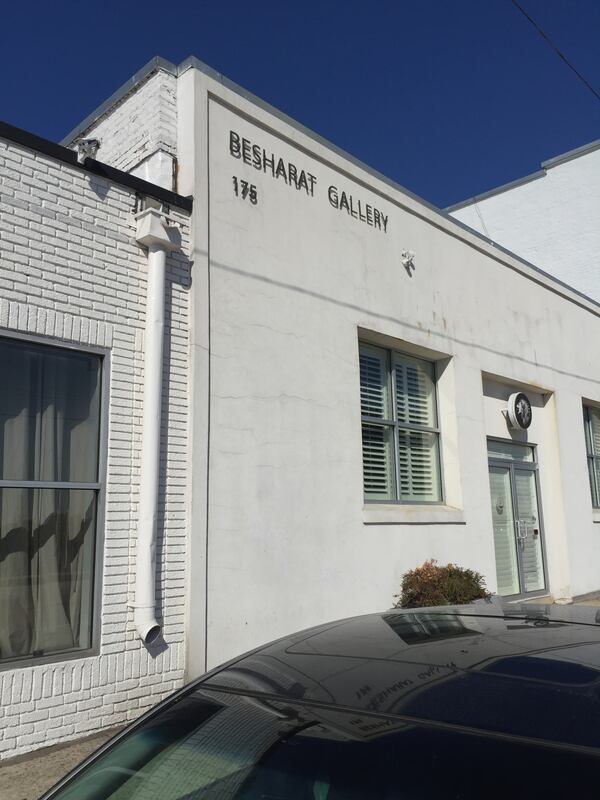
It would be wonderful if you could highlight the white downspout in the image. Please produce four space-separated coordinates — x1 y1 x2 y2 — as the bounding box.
133 208 179 645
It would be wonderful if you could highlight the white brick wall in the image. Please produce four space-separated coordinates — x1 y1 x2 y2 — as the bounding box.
0 137 190 759
69 69 178 175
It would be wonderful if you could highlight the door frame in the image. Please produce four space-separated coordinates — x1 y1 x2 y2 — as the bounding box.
487 437 549 601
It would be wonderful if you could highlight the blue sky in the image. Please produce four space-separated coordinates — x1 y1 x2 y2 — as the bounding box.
1 0 598 207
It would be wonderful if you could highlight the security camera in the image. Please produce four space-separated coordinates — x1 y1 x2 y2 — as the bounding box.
76 138 101 163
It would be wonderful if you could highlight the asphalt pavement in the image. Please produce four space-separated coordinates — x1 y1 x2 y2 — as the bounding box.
0 727 121 800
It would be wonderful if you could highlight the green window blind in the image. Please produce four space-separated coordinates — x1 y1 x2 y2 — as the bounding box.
584 406 600 508
360 343 442 503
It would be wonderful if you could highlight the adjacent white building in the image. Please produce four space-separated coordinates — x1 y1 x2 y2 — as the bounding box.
1 55 600 758
448 139 600 300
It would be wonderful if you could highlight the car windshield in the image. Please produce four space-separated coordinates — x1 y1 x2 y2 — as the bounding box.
47 686 600 799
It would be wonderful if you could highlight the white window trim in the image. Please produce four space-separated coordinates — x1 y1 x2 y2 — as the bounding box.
358 330 464 521
363 503 466 526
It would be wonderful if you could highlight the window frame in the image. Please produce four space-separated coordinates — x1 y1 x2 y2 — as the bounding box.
0 331 109 671
583 404 600 509
359 341 444 505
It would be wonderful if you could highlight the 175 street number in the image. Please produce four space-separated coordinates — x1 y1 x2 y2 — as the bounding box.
233 176 258 204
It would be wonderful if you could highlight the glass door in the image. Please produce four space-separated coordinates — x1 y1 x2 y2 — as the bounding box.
489 465 520 596
513 469 545 593
487 440 546 597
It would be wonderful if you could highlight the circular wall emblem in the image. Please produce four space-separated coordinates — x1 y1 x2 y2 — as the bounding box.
507 392 532 430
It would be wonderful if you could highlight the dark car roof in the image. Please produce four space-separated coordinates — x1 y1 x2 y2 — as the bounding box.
202 600 600 753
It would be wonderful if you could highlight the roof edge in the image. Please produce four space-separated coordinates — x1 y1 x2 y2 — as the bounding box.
445 169 547 213
1 119 192 212
60 56 178 147
447 137 600 213
541 138 600 169
179 56 454 221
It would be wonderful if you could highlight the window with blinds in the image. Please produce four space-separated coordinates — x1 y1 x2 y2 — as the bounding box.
584 405 600 508
359 343 442 503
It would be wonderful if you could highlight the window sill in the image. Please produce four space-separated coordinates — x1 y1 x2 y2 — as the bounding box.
593 509 600 524
0 646 98 672
363 504 466 526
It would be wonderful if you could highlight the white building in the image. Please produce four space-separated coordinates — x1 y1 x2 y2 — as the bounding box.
448 139 600 300
2 55 600 757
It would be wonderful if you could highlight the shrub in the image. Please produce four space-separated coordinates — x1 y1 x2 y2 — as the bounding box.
394 559 491 609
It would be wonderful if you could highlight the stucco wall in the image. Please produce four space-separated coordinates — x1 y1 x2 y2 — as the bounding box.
178 70 600 674
0 137 190 758
449 146 600 301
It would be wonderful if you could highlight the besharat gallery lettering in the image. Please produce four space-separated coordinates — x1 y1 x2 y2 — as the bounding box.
230 130 317 197
328 185 388 233
229 129 390 234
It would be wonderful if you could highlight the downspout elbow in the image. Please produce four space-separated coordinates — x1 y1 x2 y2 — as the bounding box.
135 606 161 645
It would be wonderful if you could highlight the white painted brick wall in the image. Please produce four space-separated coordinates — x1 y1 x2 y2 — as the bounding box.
68 69 178 175
0 137 190 759
450 146 600 301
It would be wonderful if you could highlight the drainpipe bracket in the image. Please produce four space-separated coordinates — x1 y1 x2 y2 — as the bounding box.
135 208 180 251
